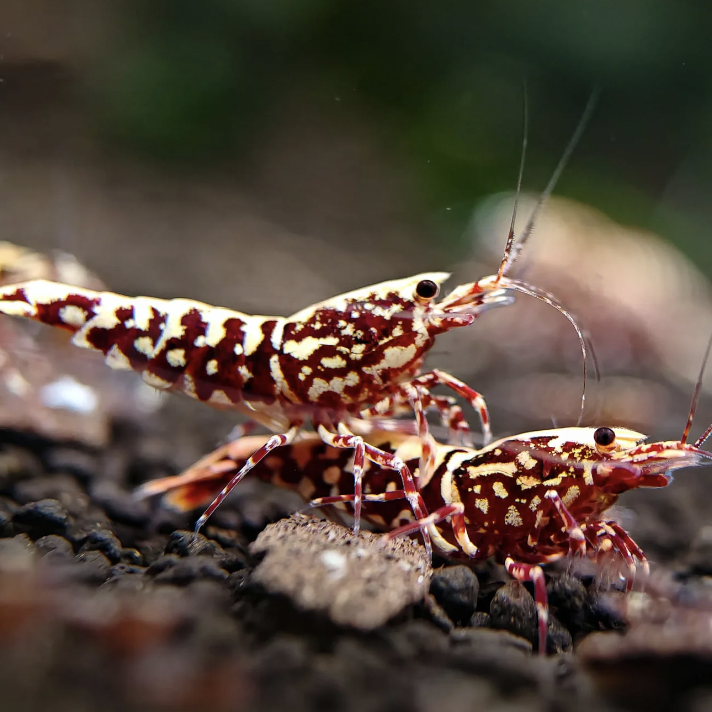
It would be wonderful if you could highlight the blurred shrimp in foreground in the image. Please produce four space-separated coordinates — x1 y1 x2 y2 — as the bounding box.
0 242 162 445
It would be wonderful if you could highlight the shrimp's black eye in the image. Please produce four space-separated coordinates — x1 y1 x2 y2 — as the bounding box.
415 279 439 300
593 427 616 448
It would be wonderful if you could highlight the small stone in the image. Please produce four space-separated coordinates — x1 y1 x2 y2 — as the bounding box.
470 611 491 628
146 554 182 576
90 481 151 527
103 569 147 592
164 530 221 558
78 529 124 564
429 566 479 625
34 534 74 559
386 620 449 658
0 497 18 537
134 538 167 566
547 574 591 635
44 447 99 484
226 569 251 596
421 594 454 632
150 556 229 586
65 516 114 548
547 613 573 654
0 534 35 563
449 626 533 654
11 474 85 509
119 547 144 566
205 526 248 551
12 498 71 538
215 547 250 573
105 563 147 584
0 446 44 485
74 550 112 585
490 581 538 647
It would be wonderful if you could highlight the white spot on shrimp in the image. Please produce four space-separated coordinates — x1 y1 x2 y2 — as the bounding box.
381 343 417 369
194 335 207 348
203 308 237 347
308 378 330 400
207 390 232 406
242 324 265 357
328 377 346 394
440 471 453 504
321 355 346 369
475 498 488 514
562 485 580 506
284 335 340 360
492 482 508 498
206 359 219 376
166 348 186 368
467 462 518 478
134 336 154 356
58 304 87 328
233 342 243 356
529 495 542 512
270 319 285 350
183 374 197 397
583 462 594 486
516 451 538 470
505 505 523 527
105 344 132 371
142 372 172 390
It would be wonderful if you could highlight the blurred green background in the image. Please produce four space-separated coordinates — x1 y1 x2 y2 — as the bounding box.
0 0 710 274
83 0 712 260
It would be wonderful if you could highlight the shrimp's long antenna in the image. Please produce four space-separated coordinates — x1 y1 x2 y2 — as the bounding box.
497 88 600 280
497 82 529 282
683 329 712 445
492 278 589 420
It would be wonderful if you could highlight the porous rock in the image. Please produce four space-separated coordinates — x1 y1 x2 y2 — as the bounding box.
249 514 431 630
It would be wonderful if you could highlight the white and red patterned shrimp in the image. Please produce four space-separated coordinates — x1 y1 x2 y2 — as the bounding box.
0 96 597 551
0 257 587 545
137 416 712 655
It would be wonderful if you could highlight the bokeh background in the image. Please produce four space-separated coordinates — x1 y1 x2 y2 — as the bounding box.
1 0 712 534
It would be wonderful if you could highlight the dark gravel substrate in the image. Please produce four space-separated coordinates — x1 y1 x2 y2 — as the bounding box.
2 412 712 712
